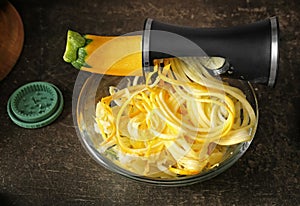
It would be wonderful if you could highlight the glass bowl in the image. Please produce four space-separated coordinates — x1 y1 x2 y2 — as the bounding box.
72 70 258 186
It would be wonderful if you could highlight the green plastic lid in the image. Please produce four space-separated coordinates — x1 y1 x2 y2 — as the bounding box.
7 82 64 129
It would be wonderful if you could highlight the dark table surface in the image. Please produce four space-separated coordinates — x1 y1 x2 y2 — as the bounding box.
1 0 299 205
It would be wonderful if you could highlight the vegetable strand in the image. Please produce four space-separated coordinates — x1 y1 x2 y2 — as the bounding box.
95 57 257 177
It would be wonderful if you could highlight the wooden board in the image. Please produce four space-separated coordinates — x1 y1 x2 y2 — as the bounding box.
0 2 24 81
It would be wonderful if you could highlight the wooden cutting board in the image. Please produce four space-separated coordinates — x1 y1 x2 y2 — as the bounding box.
0 1 24 81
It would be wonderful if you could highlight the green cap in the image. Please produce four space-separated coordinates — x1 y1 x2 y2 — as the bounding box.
7 82 64 129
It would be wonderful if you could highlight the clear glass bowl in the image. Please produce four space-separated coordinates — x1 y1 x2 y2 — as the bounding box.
73 71 258 186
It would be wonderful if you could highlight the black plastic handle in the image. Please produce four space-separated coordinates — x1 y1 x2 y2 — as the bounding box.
142 17 279 87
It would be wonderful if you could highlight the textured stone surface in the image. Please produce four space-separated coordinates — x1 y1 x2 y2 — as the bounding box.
0 0 299 205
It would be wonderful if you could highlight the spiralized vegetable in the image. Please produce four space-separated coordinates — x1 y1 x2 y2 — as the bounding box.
95 57 256 178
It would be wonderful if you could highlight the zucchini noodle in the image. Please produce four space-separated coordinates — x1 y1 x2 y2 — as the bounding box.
95 57 257 178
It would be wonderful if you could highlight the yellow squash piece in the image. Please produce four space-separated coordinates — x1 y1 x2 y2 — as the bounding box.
63 30 143 76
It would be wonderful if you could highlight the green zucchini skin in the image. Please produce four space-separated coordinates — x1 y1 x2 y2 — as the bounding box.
63 30 91 69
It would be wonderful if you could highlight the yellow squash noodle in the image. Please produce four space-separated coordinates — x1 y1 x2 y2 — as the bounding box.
95 57 257 177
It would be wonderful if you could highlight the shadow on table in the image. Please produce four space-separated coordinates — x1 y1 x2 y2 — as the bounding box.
0 193 22 206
